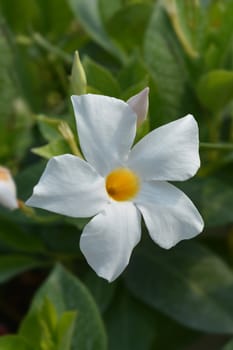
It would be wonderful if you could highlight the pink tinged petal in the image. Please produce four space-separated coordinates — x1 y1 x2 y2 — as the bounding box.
80 202 141 282
127 114 200 181
71 94 137 176
127 87 149 126
26 154 108 218
135 181 204 249
0 181 18 210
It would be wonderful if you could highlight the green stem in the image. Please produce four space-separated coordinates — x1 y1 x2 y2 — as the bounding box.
18 200 59 223
32 32 72 64
200 142 233 150
58 122 83 158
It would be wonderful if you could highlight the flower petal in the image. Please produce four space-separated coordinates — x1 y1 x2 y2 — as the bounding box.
71 94 137 176
26 154 108 217
0 167 18 210
127 87 149 126
127 115 200 181
135 181 204 249
80 201 141 282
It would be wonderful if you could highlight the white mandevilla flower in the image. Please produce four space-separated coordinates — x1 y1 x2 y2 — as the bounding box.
0 166 18 210
27 88 204 282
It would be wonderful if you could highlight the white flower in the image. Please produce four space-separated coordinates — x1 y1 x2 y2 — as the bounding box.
27 91 204 282
0 167 18 210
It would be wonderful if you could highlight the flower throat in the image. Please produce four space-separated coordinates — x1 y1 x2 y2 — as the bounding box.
105 168 140 201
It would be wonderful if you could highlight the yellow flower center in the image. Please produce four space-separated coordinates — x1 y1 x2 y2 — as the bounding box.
0 168 9 182
105 168 140 201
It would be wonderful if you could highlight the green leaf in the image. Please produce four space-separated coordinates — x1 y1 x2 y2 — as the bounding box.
83 56 121 97
36 0 73 39
171 0 205 57
16 161 46 201
0 217 45 253
98 0 122 23
0 0 39 33
32 138 71 159
20 264 107 350
0 336 32 350
84 270 116 312
178 176 233 227
67 0 125 61
56 311 77 350
37 115 64 142
205 0 233 68
118 55 148 92
105 291 156 350
0 254 45 283
20 297 76 350
105 3 152 54
125 239 233 333
202 176 233 227
144 2 197 127
19 300 56 350
197 70 233 111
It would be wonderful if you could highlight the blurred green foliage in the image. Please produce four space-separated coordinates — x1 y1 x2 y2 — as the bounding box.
0 0 233 349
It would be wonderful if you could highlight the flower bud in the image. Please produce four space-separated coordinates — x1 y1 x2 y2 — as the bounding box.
71 51 87 95
0 167 18 210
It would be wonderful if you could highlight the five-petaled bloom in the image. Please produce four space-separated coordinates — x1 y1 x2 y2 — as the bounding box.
27 89 204 282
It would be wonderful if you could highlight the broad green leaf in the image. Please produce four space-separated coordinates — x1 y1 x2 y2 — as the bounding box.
32 138 71 159
37 115 64 142
105 291 156 350
20 264 107 350
36 0 73 38
125 240 233 333
84 270 116 312
83 56 121 97
16 161 46 201
118 55 148 92
0 336 32 350
178 176 233 227
197 70 233 111
38 223 82 255
0 254 45 283
0 217 45 253
105 3 152 54
99 0 122 23
144 2 198 127
202 177 233 227
67 0 125 61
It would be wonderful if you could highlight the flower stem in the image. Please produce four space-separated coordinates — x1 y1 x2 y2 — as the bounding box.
32 32 72 64
58 121 83 158
17 200 58 223
200 142 233 150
